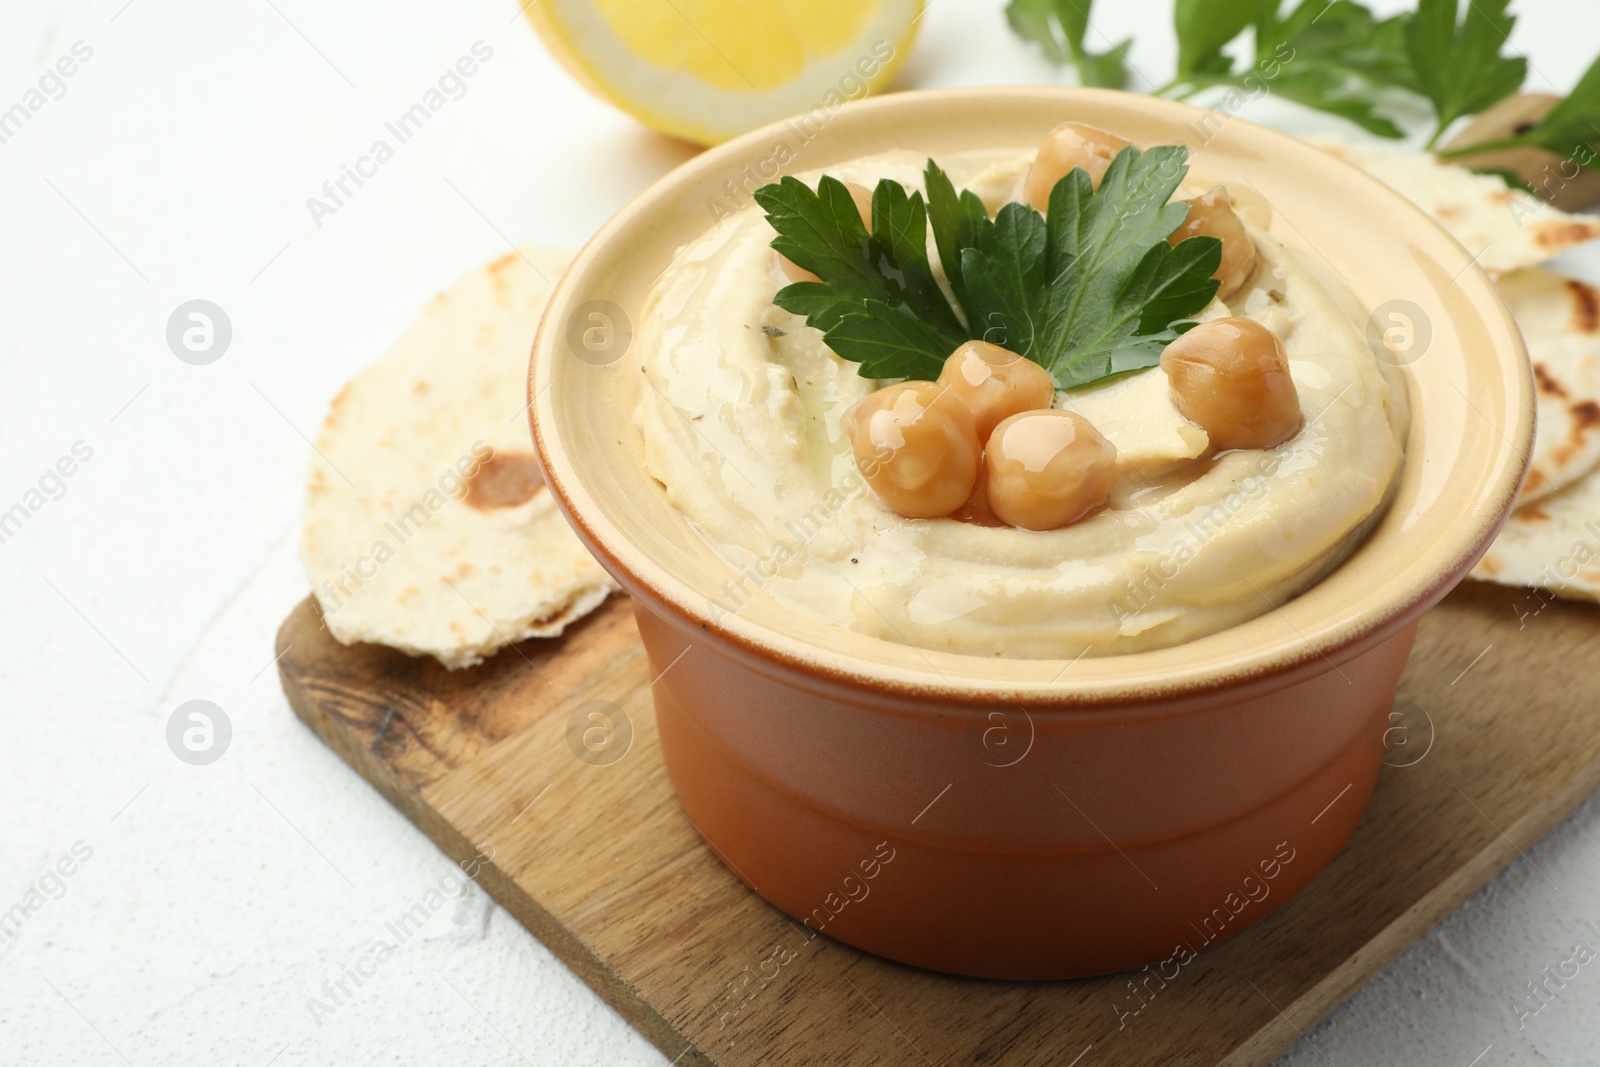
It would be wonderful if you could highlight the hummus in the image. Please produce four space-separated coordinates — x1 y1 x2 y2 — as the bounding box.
634 150 1409 657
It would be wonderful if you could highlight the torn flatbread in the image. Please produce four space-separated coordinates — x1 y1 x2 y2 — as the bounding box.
1472 471 1600 600
1497 268 1600 504
301 245 617 668
1313 137 1600 277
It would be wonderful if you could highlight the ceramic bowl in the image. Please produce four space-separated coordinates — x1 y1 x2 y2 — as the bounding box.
530 87 1532 979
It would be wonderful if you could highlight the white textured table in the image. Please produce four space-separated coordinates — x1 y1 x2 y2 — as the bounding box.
2 0 1597 1063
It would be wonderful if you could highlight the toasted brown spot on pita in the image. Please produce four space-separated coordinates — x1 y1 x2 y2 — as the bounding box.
1534 220 1600 251
1519 505 1551 522
1490 189 1517 205
1572 399 1600 432
413 380 429 395
1436 203 1465 220
465 451 544 510
455 562 475 579
1478 555 1501 576
1533 363 1568 398
488 251 519 274
1567 279 1600 334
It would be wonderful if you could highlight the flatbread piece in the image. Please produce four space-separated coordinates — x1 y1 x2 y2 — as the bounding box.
301 246 617 669
1473 473 1600 601
1314 137 1600 277
1494 269 1600 503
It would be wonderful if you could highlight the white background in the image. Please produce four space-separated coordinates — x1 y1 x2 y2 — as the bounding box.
3 0 1599 1063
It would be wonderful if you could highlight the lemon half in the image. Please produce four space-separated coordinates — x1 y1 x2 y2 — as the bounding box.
525 0 924 146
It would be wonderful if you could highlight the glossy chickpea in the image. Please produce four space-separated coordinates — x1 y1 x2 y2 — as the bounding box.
844 381 980 519
984 410 1117 531
1169 186 1258 300
936 341 1057 442
1024 123 1132 212
1160 317 1302 452
778 181 874 284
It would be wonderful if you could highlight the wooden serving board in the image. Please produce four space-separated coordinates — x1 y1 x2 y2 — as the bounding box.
278 582 1600 1066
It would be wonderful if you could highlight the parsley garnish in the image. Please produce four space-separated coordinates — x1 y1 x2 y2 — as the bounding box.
1163 0 1413 138
1008 0 1600 174
1004 0 1131 89
1169 0 1257 85
753 146 1222 388
1509 55 1600 162
1406 0 1526 148
755 174 967 380
1437 52 1600 166
1252 1 1413 137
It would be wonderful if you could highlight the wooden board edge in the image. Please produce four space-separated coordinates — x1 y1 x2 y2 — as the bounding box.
274 612 715 1067
1223 758 1600 1066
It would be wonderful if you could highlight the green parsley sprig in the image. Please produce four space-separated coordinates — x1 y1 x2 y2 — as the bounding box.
1436 52 1600 164
1007 0 1600 172
1004 0 1132 89
752 146 1222 388
1162 0 1415 138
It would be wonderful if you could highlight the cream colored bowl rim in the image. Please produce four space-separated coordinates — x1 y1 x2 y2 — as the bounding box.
531 86 1533 705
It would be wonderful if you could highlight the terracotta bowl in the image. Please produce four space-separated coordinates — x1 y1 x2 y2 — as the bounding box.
530 88 1532 979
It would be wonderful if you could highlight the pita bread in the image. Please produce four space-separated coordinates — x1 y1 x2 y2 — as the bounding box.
1312 137 1600 276
1472 472 1600 600
1496 268 1600 504
301 245 617 669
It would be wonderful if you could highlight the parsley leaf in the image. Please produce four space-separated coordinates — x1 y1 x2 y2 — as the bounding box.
1256 1 1412 137
1172 0 1257 82
754 175 967 379
1515 52 1600 167
924 160 990 308
1025 145 1222 385
1406 0 1527 148
1257 0 1415 92
1168 0 1410 137
961 201 1050 365
1262 68 1406 139
1005 0 1131 89
756 146 1222 389
1435 52 1600 172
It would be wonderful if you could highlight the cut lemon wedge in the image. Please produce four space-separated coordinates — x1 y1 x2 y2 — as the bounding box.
524 0 923 146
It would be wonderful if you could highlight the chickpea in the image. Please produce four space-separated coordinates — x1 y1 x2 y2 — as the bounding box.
1169 186 1258 300
1160 317 1302 452
985 410 1117 531
844 381 980 519
1024 123 1132 212
778 181 874 284
936 341 1057 442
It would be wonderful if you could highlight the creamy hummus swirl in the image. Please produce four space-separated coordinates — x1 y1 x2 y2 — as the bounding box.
634 150 1408 657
